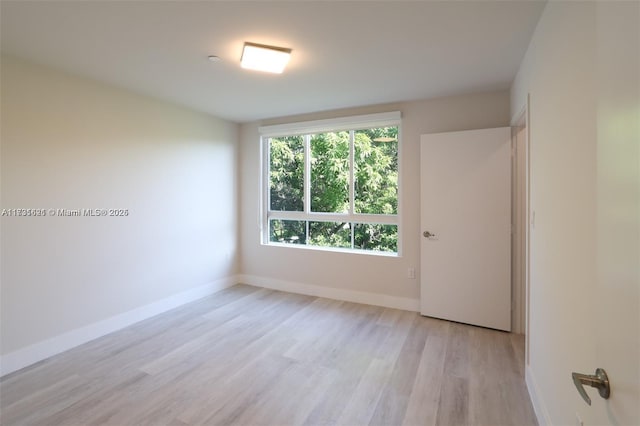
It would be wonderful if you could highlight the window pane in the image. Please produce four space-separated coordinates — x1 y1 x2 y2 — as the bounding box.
309 221 351 249
354 127 398 215
354 223 397 252
270 219 306 244
310 131 349 213
270 136 304 211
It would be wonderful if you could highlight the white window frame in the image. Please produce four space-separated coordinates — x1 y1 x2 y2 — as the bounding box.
259 111 402 256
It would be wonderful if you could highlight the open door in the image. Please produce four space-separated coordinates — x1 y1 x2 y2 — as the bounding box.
585 3 639 424
420 127 511 331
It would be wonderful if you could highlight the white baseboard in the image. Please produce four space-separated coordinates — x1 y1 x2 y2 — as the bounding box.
238 274 420 312
0 276 237 377
526 365 552 426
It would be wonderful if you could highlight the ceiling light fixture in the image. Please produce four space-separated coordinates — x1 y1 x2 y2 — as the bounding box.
240 42 291 74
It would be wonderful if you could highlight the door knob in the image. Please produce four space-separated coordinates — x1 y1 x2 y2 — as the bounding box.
423 231 436 238
572 368 610 405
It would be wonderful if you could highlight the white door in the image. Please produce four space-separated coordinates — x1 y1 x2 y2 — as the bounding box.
420 127 511 331
587 2 639 424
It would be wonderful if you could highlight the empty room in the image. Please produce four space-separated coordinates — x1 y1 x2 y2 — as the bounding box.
1 1 638 425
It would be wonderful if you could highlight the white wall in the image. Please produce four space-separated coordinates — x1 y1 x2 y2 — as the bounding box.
511 2 639 425
0 56 239 369
239 92 510 308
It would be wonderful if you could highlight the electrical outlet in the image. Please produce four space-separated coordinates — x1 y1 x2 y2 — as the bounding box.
407 267 416 279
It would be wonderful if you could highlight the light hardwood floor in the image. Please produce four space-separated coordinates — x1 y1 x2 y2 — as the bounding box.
0 284 537 426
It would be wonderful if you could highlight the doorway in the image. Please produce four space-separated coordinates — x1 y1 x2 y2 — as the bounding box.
511 103 530 363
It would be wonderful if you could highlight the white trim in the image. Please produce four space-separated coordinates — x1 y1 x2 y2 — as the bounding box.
511 94 532 365
267 211 399 225
0 276 237 377
260 134 270 243
259 111 401 137
237 274 419 312
304 134 311 214
526 366 552 426
349 129 355 215
395 124 403 256
510 101 528 127
264 241 399 257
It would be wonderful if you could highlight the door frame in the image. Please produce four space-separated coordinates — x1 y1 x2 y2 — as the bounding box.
511 95 531 364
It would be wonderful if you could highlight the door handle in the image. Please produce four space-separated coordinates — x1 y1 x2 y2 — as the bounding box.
572 368 610 405
423 230 436 238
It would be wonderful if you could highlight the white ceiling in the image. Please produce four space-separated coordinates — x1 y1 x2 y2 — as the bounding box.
0 1 545 123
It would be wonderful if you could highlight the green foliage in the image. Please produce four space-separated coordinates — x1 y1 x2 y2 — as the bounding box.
311 131 350 213
354 223 398 252
354 128 398 215
269 136 304 211
309 221 351 248
268 127 398 252
269 219 305 244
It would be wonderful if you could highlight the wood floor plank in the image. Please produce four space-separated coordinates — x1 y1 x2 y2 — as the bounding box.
375 307 404 327
435 375 470 426
442 321 472 378
336 358 395 426
302 304 389 425
201 287 273 324
401 317 450 426
372 309 415 361
0 374 90 425
35 371 157 425
302 371 365 426
467 327 538 426
139 311 261 375
368 315 431 426
230 361 338 426
192 354 297 426
0 285 538 426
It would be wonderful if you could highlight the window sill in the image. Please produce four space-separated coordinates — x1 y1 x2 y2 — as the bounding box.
262 241 401 258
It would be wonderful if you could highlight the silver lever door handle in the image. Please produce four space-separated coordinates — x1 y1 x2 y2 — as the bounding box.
572 368 610 405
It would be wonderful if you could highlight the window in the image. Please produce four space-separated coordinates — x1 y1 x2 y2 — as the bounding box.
261 112 400 254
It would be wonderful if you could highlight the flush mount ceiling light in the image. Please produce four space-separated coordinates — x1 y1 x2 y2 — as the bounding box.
240 42 291 74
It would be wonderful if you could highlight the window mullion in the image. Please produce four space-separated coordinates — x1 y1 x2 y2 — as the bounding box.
350 222 355 249
263 137 270 244
349 130 355 249
304 134 311 215
349 130 355 215
306 221 310 246
305 134 311 244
